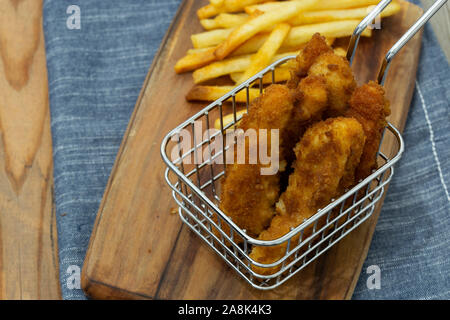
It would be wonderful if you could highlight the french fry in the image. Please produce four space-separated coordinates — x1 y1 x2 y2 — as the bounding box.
233 20 370 58
233 20 371 58
200 19 218 30
198 0 269 19
233 32 334 57
283 20 371 48
200 13 249 30
231 67 291 84
198 4 222 20
214 109 248 131
195 18 344 50
317 0 383 10
289 2 401 25
245 0 382 15
193 51 299 84
199 2 400 38
187 86 260 104
187 38 320 57
237 23 291 84
221 0 271 13
232 34 277 56
334 47 347 57
179 18 363 75
215 13 250 29
187 41 304 57
214 0 318 60
210 0 224 7
175 47 217 74
191 28 235 49
203 2 400 30
193 54 254 84
229 72 244 83
196 3 379 51
186 47 213 55
264 67 291 83
194 18 277 49
244 2 283 14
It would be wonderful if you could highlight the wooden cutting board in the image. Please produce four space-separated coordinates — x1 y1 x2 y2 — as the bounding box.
0 0 60 299
82 0 423 300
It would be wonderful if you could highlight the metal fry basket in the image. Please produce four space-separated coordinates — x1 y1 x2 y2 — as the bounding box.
160 0 448 290
161 56 403 290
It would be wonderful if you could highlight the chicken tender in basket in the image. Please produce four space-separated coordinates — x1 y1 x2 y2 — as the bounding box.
287 33 333 89
308 52 357 117
219 79 328 238
250 117 366 275
288 33 356 117
347 81 391 181
219 85 294 239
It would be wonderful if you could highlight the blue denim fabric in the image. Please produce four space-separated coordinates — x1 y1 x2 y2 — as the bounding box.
43 0 449 300
353 2 450 298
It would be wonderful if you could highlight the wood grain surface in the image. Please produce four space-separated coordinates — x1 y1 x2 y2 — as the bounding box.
82 0 423 300
0 0 60 299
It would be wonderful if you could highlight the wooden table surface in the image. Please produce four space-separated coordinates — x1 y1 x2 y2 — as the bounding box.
0 0 60 300
0 0 447 300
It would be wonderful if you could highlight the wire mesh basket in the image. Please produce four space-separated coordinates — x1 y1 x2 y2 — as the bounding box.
160 56 404 290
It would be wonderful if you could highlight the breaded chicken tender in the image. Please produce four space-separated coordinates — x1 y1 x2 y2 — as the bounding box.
250 117 366 275
285 75 328 165
220 78 328 238
287 33 332 89
287 33 356 117
308 52 356 117
220 85 294 238
347 81 391 181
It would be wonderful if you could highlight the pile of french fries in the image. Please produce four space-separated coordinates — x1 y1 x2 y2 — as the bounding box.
177 0 401 102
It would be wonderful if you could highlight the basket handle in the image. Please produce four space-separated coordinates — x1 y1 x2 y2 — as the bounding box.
346 0 393 65
377 0 448 85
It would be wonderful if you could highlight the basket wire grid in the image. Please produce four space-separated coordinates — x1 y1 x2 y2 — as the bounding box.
161 54 404 289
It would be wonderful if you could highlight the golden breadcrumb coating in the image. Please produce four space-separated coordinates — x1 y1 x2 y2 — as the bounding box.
285 75 329 165
250 117 366 275
287 33 333 89
219 85 295 238
308 52 356 117
287 33 356 117
347 81 391 181
220 76 328 238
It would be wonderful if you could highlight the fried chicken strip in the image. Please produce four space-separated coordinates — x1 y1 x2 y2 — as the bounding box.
331 82 391 231
308 51 356 117
219 85 293 238
347 81 391 181
288 33 356 117
250 117 366 275
287 33 333 89
220 78 328 238
219 33 359 239
284 75 329 165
